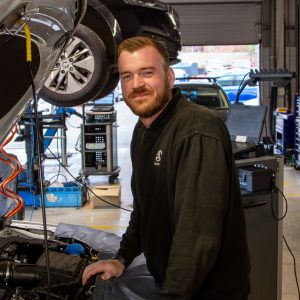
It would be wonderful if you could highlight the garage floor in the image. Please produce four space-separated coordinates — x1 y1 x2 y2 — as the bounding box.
5 100 300 300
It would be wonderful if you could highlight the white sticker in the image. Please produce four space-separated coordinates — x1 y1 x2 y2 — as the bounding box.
235 135 247 142
46 194 58 203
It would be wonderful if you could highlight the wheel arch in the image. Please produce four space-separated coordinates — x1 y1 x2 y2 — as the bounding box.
83 0 123 67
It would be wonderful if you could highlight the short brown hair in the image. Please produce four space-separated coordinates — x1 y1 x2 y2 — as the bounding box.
118 36 170 69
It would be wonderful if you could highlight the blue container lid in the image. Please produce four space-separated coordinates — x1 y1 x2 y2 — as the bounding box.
64 243 85 256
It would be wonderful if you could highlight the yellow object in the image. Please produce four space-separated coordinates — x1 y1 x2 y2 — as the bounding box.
18 19 32 62
276 107 288 113
90 254 99 261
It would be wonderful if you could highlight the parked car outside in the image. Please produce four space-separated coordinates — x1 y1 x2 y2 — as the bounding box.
40 0 182 107
173 68 189 81
174 79 231 122
207 68 259 105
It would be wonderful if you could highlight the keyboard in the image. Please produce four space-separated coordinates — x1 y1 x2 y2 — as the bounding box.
231 141 258 154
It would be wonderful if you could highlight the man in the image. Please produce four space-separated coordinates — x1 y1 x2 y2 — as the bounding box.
82 36 251 299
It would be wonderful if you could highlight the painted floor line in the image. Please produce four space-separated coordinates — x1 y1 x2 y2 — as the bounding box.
90 225 127 229
285 194 300 198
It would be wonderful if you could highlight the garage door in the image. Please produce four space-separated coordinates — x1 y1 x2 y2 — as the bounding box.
164 0 262 45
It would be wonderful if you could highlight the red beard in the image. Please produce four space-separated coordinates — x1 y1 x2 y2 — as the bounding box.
124 78 171 118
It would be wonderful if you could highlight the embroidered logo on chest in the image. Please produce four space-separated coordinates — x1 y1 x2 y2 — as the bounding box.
154 150 163 166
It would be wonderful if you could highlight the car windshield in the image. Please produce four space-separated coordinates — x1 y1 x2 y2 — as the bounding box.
180 86 230 108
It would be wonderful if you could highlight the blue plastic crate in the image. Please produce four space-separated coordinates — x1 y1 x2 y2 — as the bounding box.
18 190 40 207
42 185 83 207
18 183 83 207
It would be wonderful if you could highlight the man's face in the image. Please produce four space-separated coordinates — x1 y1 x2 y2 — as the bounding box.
118 46 175 118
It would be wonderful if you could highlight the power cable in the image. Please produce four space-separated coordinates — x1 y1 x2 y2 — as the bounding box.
28 63 51 300
43 146 132 212
23 18 51 299
66 119 81 129
235 72 250 104
44 134 66 187
31 107 132 211
271 186 288 221
0 135 24 219
22 88 132 209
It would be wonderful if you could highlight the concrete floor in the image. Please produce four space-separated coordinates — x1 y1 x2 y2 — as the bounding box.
4 100 300 299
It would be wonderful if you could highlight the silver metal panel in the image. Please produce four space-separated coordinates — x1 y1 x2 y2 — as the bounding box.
163 2 262 45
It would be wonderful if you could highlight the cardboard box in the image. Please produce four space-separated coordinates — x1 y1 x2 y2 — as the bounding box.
88 184 121 208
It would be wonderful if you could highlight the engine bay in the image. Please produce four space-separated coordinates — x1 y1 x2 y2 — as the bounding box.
0 226 96 300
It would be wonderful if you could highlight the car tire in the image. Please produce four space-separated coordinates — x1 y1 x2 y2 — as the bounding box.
39 24 110 107
93 71 119 101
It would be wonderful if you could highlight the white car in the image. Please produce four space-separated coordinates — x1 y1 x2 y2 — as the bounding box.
175 79 231 122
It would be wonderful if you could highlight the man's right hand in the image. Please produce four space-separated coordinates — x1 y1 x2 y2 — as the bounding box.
82 259 125 285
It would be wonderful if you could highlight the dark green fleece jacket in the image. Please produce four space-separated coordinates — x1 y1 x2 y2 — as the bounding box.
118 88 250 300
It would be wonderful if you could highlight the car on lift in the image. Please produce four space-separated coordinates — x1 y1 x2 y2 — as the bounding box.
174 79 231 122
39 0 182 107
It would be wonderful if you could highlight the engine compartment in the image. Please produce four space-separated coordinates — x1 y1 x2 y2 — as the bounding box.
0 234 94 299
